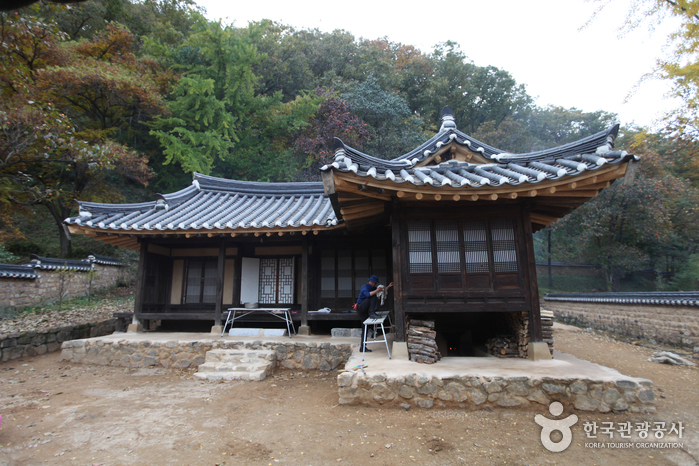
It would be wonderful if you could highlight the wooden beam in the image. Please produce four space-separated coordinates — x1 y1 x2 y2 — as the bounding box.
487 194 498 201
391 205 406 343
434 194 441 201
215 239 225 327
452 194 460 201
529 212 559 225
340 202 384 216
396 191 405 198
540 190 599 198
301 239 309 328
522 208 543 342
133 239 148 323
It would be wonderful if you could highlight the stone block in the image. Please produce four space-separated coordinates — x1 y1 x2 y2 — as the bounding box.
1 338 16 349
638 390 654 402
331 328 352 337
297 325 311 336
127 323 143 333
528 342 552 360
398 385 415 399
391 341 409 360
415 399 434 409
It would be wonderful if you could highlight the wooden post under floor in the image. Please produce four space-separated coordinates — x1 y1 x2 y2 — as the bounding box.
214 239 225 327
301 239 309 328
391 206 406 342
522 207 543 342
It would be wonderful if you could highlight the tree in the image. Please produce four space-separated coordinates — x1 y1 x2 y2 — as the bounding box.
418 42 532 134
551 129 699 290
292 88 371 181
343 74 426 158
150 19 321 182
0 9 154 257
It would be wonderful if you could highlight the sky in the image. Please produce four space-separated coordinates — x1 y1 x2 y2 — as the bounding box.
195 0 681 129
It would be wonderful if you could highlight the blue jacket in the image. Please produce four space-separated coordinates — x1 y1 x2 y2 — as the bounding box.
356 283 376 304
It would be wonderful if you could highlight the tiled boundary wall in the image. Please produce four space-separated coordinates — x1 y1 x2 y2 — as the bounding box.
60 338 353 372
547 301 699 350
1 319 117 362
1 262 132 312
337 372 655 413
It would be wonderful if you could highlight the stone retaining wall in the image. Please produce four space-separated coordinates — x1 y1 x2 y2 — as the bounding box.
60 338 353 371
1 263 132 312
0 319 116 362
546 301 699 349
337 372 655 413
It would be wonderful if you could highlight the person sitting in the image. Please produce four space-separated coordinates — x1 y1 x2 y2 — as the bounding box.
356 275 393 352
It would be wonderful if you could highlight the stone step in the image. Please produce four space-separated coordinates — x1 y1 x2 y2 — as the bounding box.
193 370 267 382
194 349 275 382
197 362 271 373
205 349 275 364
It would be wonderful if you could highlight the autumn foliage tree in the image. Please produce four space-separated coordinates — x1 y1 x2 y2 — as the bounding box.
0 9 158 257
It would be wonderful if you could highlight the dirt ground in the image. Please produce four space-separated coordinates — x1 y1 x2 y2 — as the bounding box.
0 324 697 466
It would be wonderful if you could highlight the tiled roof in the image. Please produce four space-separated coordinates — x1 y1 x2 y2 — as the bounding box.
0 264 39 279
544 292 699 306
87 253 123 266
29 255 92 271
322 106 637 189
65 173 338 232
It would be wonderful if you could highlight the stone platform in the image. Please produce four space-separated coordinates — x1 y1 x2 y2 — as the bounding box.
60 332 354 372
339 343 655 413
58 331 654 413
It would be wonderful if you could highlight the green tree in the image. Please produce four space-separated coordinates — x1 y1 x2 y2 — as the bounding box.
150 19 321 182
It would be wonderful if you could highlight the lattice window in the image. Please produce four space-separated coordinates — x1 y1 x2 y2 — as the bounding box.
257 258 295 304
435 220 461 273
408 221 433 274
258 258 277 304
490 219 518 273
320 249 336 298
278 258 294 303
463 220 489 274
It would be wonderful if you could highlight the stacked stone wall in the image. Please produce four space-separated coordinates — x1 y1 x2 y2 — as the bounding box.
547 300 699 349
1 263 132 312
60 338 353 371
0 319 116 361
337 372 655 413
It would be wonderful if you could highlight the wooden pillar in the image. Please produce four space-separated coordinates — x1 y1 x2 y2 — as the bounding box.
132 238 148 325
214 239 225 327
522 207 543 342
301 239 309 328
232 254 242 306
391 205 406 342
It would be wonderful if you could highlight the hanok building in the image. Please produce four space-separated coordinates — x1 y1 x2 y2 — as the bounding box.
65 107 638 359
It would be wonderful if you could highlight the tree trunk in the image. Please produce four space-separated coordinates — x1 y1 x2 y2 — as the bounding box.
44 201 73 258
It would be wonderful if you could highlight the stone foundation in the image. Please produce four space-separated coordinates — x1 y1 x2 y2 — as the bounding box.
60 338 353 371
337 372 655 413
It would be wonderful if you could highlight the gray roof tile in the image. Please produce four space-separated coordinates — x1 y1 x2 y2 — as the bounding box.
322 106 638 189
66 173 338 232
